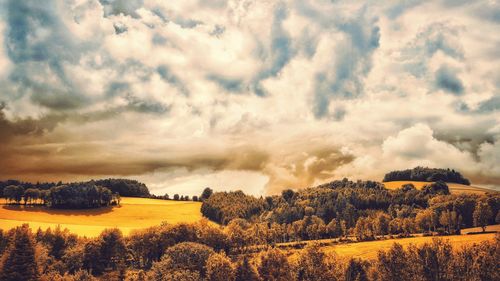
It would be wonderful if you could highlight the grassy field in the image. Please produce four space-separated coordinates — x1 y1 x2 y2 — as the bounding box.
0 197 203 237
285 232 497 260
383 181 495 195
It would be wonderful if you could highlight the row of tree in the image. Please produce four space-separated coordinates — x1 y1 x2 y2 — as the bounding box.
0 224 498 280
382 166 471 185
0 178 150 198
3 183 120 209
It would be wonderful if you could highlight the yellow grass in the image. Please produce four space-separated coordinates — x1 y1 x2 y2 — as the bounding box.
287 233 496 261
383 181 495 195
0 197 203 237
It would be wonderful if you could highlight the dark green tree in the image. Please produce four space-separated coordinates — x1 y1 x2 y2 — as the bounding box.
0 225 39 281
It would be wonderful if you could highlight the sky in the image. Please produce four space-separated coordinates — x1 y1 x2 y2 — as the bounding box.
0 0 499 196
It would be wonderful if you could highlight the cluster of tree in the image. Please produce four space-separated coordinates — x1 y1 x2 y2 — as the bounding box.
382 167 471 185
0 223 498 281
3 183 120 209
200 179 499 243
201 190 266 224
150 193 199 201
93 179 150 197
1 178 150 199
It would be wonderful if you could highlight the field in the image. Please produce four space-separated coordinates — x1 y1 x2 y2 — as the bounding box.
285 232 497 260
383 181 495 195
0 197 203 237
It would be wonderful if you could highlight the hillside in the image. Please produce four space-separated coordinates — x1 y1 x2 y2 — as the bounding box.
383 181 495 195
0 197 203 237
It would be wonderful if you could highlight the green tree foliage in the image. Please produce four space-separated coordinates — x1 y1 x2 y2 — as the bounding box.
422 181 450 195
344 258 368 281
257 248 293 281
383 167 470 185
3 183 120 209
235 256 259 281
1 178 150 199
205 252 235 281
473 201 493 232
93 179 150 197
201 191 266 224
150 242 214 278
201 187 213 201
0 225 39 281
295 243 340 281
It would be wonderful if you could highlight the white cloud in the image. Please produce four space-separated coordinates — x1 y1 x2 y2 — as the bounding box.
0 0 499 194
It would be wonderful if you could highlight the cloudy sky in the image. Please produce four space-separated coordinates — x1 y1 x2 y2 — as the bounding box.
0 0 499 196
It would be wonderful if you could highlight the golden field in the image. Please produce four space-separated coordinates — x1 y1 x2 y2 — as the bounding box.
383 181 495 195
0 197 203 237
286 232 497 260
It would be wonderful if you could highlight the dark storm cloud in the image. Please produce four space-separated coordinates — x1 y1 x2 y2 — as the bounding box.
0 103 61 141
435 65 464 95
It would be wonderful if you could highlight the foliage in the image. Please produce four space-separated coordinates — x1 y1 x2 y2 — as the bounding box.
0 225 39 281
383 167 470 185
201 191 266 224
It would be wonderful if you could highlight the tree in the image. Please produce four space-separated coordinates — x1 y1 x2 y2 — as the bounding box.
281 189 295 203
473 202 493 232
373 213 390 237
152 242 214 277
174 194 180 200
257 248 293 281
99 228 127 272
0 225 39 281
205 252 235 281
295 244 339 281
235 256 259 281
326 219 341 238
345 258 368 281
375 243 410 281
201 187 213 201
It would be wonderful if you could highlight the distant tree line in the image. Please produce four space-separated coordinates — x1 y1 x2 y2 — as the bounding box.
0 223 498 281
382 166 471 185
3 183 120 209
0 178 150 199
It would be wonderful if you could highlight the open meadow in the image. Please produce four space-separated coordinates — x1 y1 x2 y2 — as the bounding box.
383 181 495 195
0 197 203 237
285 231 497 260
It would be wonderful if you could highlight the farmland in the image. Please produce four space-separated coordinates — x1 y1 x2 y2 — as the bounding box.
0 197 203 237
383 181 495 195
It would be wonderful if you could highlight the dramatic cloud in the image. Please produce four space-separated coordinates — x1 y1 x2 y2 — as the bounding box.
0 0 499 195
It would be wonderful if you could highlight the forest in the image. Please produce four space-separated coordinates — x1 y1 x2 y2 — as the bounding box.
201 179 499 241
382 167 471 185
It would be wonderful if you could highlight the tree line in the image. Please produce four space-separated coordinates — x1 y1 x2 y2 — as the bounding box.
382 166 471 185
3 183 120 209
0 223 498 281
0 178 150 198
